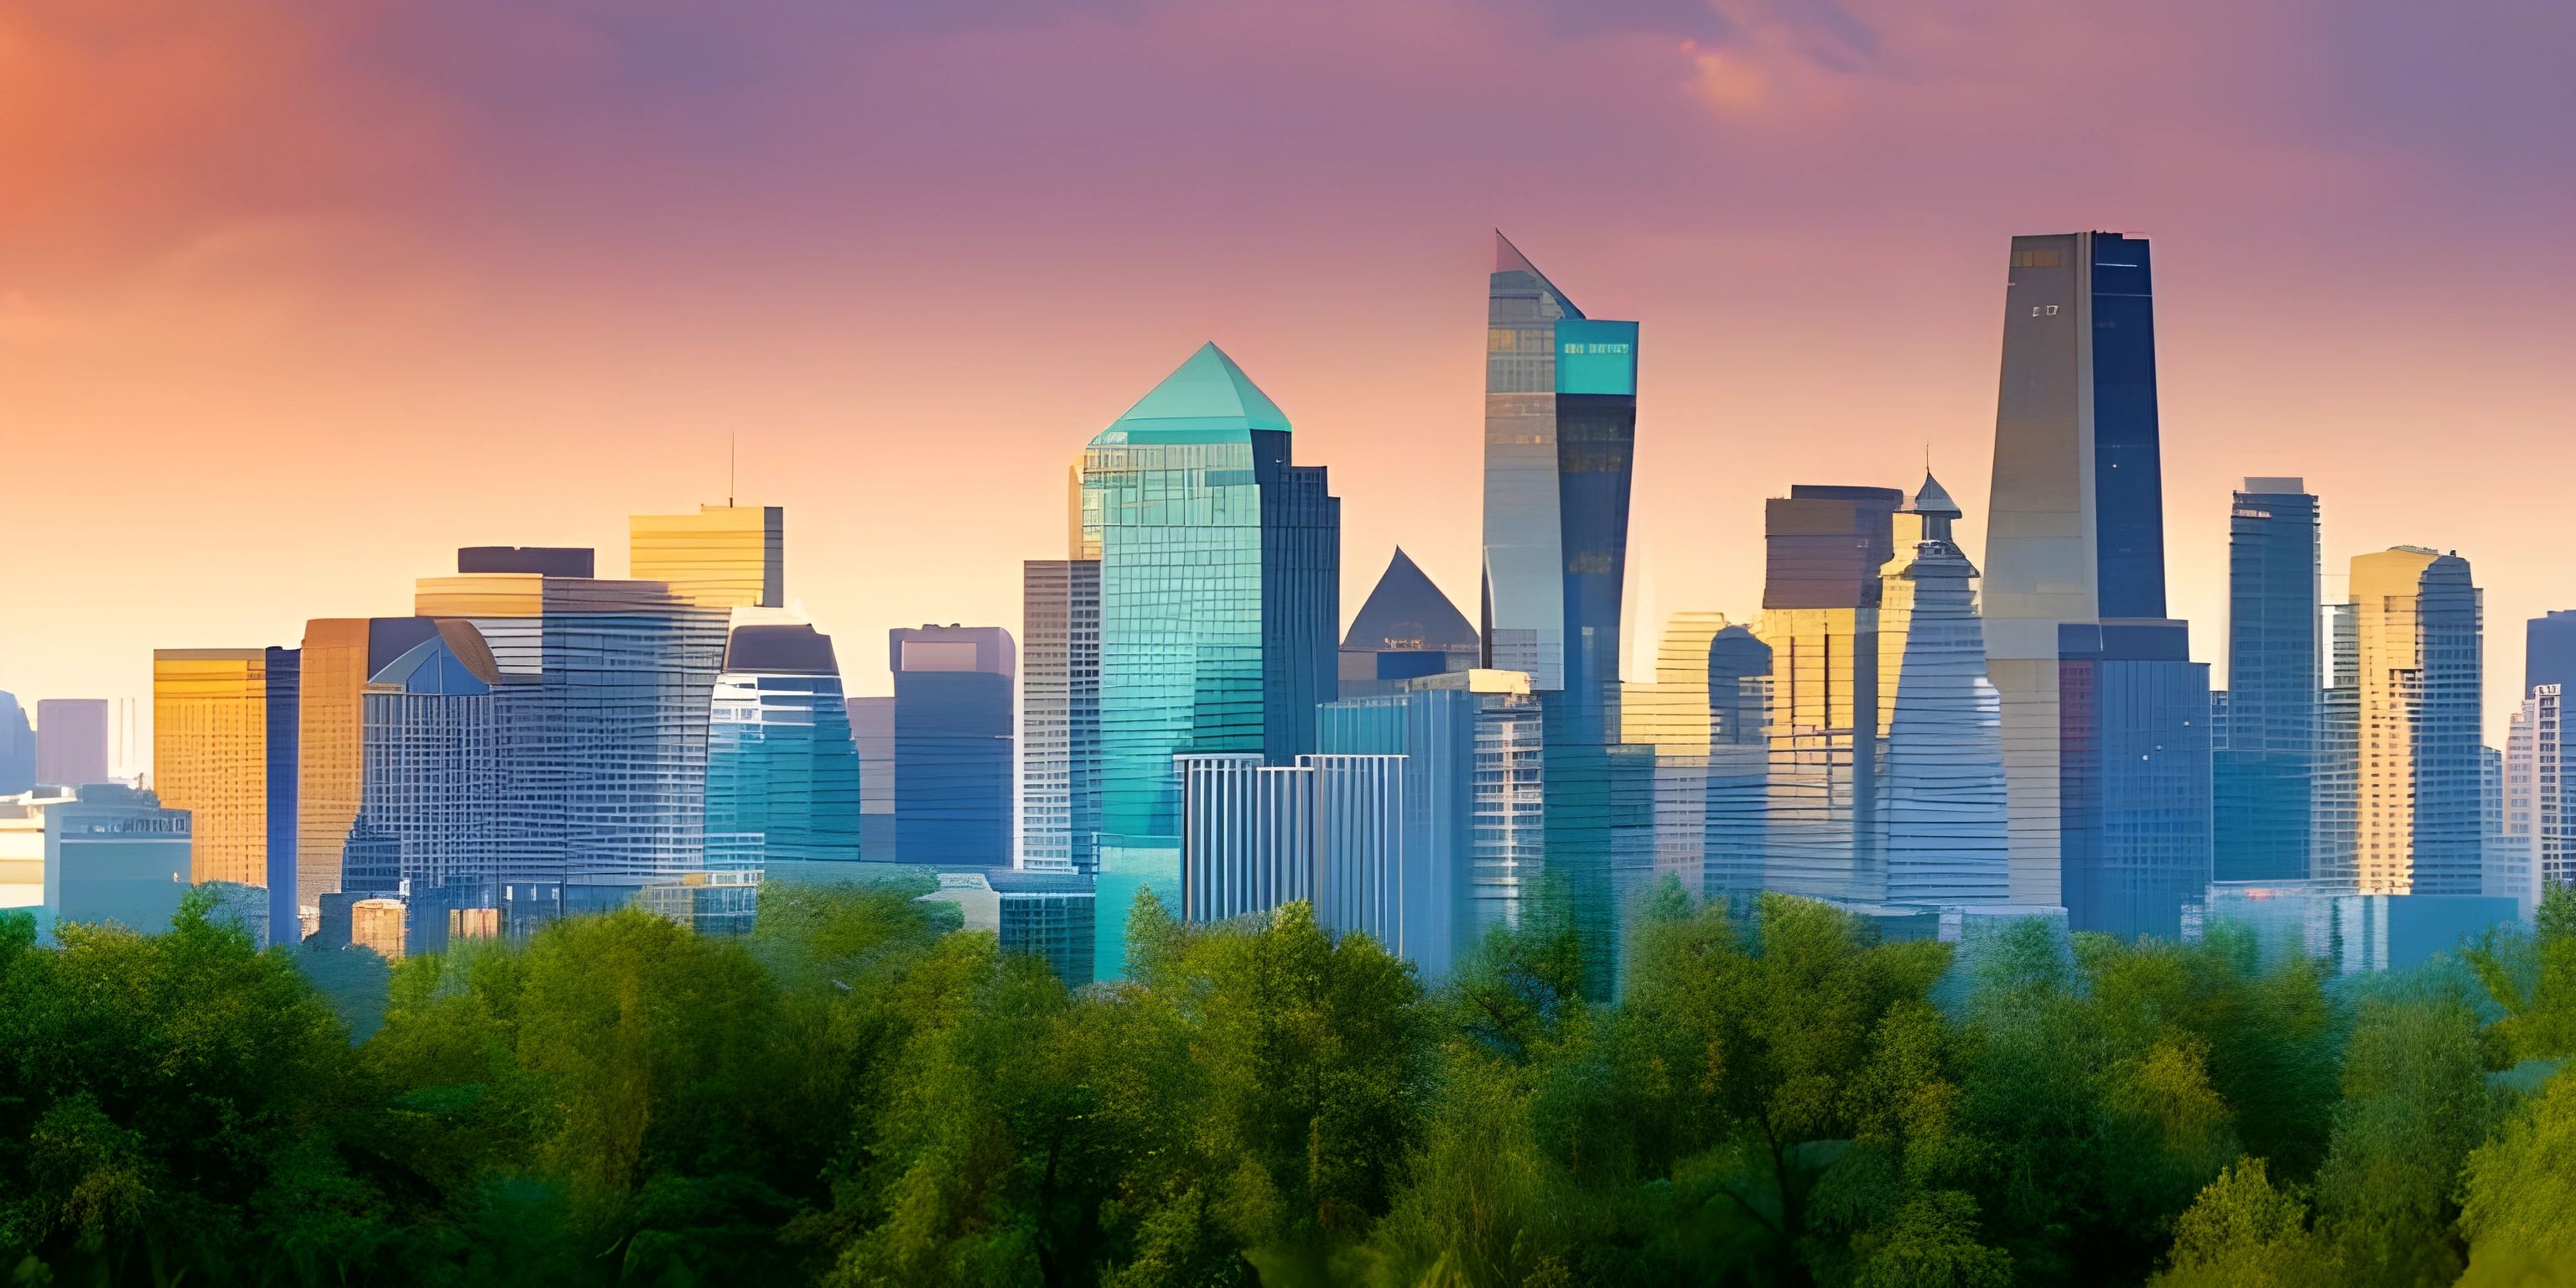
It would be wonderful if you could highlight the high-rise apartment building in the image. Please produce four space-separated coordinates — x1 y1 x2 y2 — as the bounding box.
34 699 111 786
152 648 276 886
1479 233 1640 994
2217 480 2320 883
1340 548 1479 700
1021 558 1102 873
1177 751 1408 950
708 623 863 877
1754 485 1903 904
1983 231 2178 909
629 505 785 610
2505 685 2566 907
891 626 1015 869
2349 548 2483 896
1085 342 1339 979
1872 475 2011 905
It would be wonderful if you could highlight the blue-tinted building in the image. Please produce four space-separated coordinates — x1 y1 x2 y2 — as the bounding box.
1085 343 1339 979
2059 620 2213 937
709 623 863 878
2527 610 2576 699
891 625 1015 869
352 622 507 951
1178 751 1406 950
2216 479 2319 884
1316 683 1493 979
30 784 193 945
262 647 299 945
1478 233 1640 996
1984 231 2189 911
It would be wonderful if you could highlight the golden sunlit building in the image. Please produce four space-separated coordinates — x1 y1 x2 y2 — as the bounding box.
152 648 271 885
629 505 784 610
2349 547 2484 896
351 896 407 959
299 619 440 917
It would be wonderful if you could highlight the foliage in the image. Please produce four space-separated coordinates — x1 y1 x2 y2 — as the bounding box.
3 882 2574 1285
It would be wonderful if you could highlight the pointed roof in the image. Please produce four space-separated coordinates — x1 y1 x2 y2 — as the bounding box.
1342 548 1478 652
1095 342 1291 444
1491 229 1583 319
1909 470 1961 519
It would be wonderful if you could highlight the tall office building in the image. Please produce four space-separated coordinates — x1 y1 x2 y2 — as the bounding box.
2350 548 2483 896
262 648 300 944
1478 233 1640 995
1623 613 1735 902
2505 686 2566 907
1753 485 1903 904
1022 558 1102 873
2315 604 2360 888
1340 548 1479 699
2058 621 2213 937
297 617 440 917
1872 474 2011 905
708 623 863 877
891 626 1015 869
2216 480 2320 883
2529 611 2576 698
629 505 785 610
34 699 111 786
2483 745 2518 908
152 648 277 886
1983 231 2174 909
0 693 33 795
1086 342 1339 979
1703 624 1774 899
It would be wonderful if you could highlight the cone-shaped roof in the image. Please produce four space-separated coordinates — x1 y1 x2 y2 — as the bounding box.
1343 548 1478 652
1096 342 1291 443
1909 470 1962 520
1492 230 1583 319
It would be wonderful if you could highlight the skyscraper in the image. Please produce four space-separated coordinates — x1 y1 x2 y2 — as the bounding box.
708 623 864 878
353 622 508 947
2315 604 2360 888
1086 342 1339 979
2350 548 2483 896
1021 558 1102 873
1873 474 2011 905
2528 610 2576 698
1177 751 1408 951
2505 685 2565 907
34 699 111 786
262 647 300 945
629 505 785 610
1983 231 2174 909
152 648 276 886
1478 233 1639 993
1754 485 1903 904
2058 620 2213 937
891 625 1015 869
1340 548 1479 699
2217 479 2320 883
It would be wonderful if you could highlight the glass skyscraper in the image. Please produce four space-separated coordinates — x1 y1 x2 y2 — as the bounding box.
1176 751 1407 950
1021 558 1102 873
1478 233 1640 995
890 625 1015 869
1984 231 2184 911
2350 548 2483 896
352 623 508 947
262 647 299 945
2217 479 2320 883
1086 341 1339 979
708 622 863 876
2058 620 2213 937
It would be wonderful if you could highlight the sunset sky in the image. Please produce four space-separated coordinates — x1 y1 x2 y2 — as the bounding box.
5 0 2572 761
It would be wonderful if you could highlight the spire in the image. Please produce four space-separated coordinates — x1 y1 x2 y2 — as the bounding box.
1098 341 1291 441
1909 470 1962 521
1492 229 1583 319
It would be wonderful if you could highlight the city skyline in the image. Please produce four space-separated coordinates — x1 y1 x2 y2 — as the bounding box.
8 3 2573 761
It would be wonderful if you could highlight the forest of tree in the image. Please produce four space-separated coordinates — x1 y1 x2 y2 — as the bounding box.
5 876 2576 1287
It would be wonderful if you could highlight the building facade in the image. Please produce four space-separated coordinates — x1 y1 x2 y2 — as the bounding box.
708 623 864 876
2217 479 2320 883
1086 342 1339 979
2350 548 2483 896
2058 620 2213 937
891 625 1015 869
152 648 274 886
1178 752 1410 956
1021 558 1102 873
1872 475 2012 905
628 505 785 610
1340 548 1479 700
297 617 440 919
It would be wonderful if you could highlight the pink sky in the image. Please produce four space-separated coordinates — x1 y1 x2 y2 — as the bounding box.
4 0 2572 760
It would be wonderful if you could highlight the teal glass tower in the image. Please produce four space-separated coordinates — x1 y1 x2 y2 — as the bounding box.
708 623 863 877
1478 232 1641 996
1084 343 1339 979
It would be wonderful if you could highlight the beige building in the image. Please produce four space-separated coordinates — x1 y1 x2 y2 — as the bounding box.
629 505 784 610
2349 547 2484 896
351 896 407 959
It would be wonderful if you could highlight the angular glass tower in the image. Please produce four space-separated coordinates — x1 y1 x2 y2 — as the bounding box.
1984 231 2193 911
2216 479 2319 883
1478 233 1640 996
1085 342 1339 979
708 623 863 876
